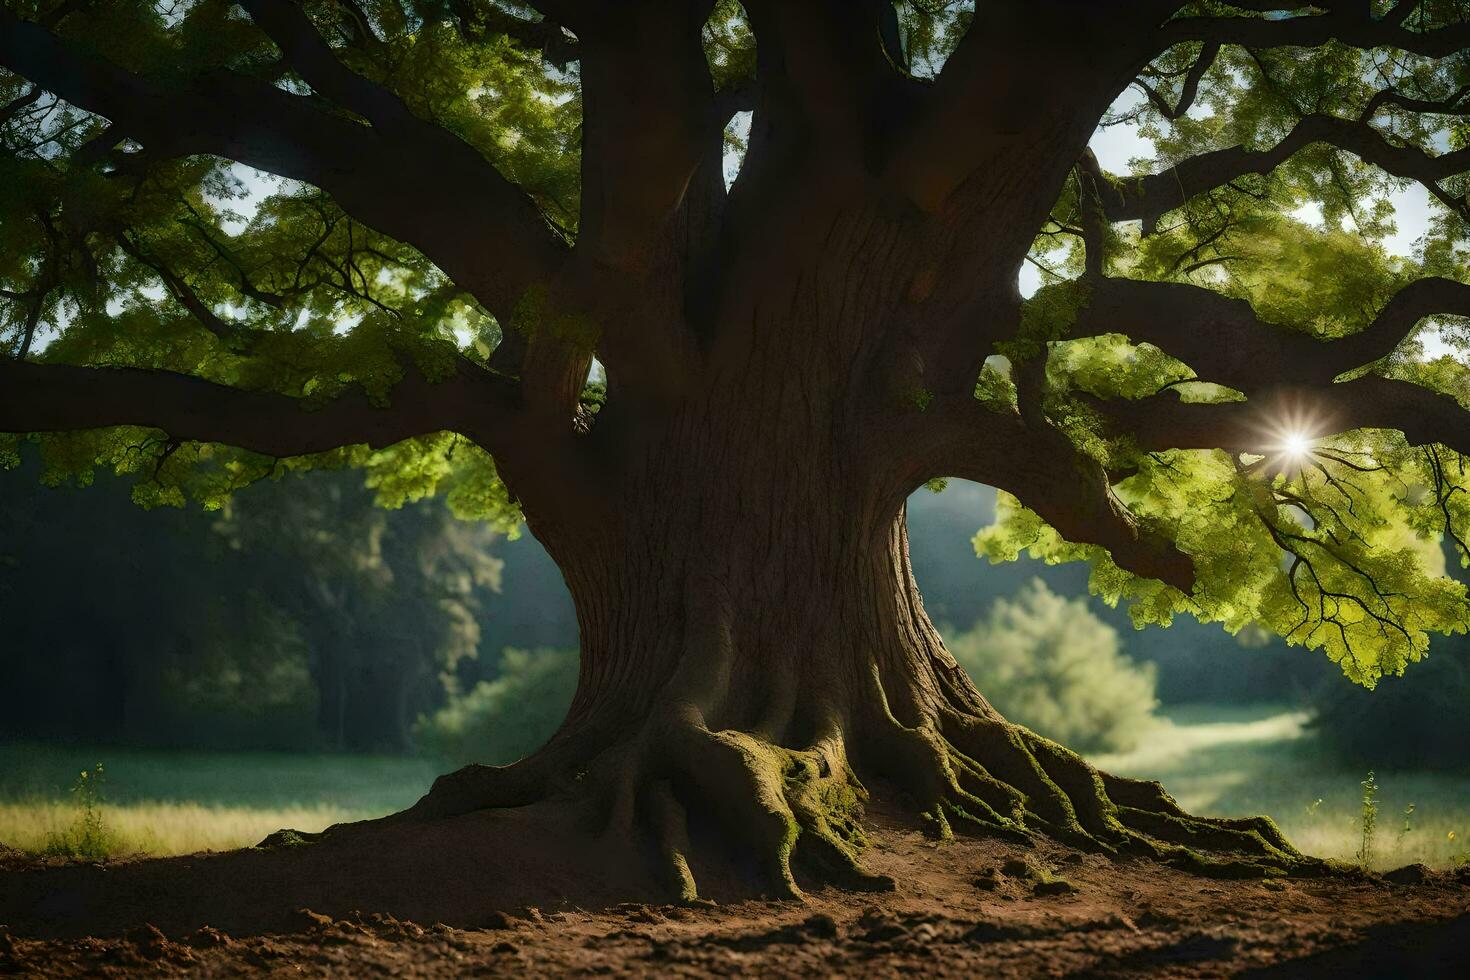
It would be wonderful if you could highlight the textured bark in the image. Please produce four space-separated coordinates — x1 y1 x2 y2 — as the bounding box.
387 228 1316 897
398 460 1314 898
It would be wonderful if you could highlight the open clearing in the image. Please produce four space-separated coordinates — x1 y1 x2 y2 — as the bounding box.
2 792 1469 977
4 707 1467 868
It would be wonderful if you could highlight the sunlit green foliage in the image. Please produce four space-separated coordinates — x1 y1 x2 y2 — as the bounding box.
946 579 1160 753
3 0 1470 698
0 0 586 515
414 646 577 765
981 3 1470 689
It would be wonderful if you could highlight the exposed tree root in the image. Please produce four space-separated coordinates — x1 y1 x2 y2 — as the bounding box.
262 691 1325 903
590 703 897 901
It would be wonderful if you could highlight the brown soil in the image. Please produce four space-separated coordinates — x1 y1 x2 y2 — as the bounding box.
2 793 1467 978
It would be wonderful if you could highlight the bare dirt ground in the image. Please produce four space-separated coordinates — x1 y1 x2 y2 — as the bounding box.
2 793 1468 978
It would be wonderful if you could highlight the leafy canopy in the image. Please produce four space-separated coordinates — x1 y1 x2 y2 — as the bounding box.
980 4 1470 687
2 0 1470 689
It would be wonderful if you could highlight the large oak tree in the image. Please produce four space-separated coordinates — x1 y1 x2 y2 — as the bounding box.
4 0 1470 897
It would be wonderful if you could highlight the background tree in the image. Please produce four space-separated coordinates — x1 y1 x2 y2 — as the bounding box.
416 646 582 766
0 459 502 751
213 469 503 751
946 579 1159 755
4 0 1470 898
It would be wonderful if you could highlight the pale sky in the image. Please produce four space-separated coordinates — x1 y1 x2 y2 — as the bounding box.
1018 88 1452 359
1017 90 1436 298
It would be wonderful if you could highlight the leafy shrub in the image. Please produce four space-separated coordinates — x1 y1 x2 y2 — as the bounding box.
414 648 578 766
945 579 1159 753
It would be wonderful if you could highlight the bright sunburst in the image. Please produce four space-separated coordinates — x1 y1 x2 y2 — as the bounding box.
1281 432 1312 460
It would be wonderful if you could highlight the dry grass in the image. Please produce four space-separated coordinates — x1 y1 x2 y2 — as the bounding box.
0 743 435 859
0 799 378 857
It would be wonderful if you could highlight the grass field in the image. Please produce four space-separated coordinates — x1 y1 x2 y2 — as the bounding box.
3 707 1469 868
0 743 438 858
1091 705 1470 871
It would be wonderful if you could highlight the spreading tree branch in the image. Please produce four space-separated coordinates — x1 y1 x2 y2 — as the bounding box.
1159 5 1470 58
1091 375 1470 458
114 232 259 351
237 0 418 130
0 356 521 459
886 1 1182 211
0 7 567 326
1070 275 1470 393
1136 40 1221 120
896 396 1198 591
1101 113 1470 234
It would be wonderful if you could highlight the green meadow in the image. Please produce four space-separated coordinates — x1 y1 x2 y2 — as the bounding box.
1092 706 1470 871
4 707 1468 870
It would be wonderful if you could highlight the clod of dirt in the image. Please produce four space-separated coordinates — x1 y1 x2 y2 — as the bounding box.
126 924 168 958
359 911 423 940
973 868 1002 890
961 921 1029 945
802 913 839 939
325 920 372 945
490 941 518 954
521 907 545 923
1136 907 1179 929
289 908 333 931
187 926 233 949
1000 858 1033 879
1384 864 1431 885
0 927 23 976
1107 914 1139 934
126 924 195 963
856 908 909 944
483 911 517 930
1032 878 1079 897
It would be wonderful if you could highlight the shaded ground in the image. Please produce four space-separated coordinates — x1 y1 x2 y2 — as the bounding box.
3 791 1469 978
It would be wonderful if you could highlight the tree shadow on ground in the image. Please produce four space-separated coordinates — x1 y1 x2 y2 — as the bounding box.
1241 912 1470 978
0 801 671 939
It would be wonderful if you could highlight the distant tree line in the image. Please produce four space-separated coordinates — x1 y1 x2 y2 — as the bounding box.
3 466 1467 769
0 454 574 752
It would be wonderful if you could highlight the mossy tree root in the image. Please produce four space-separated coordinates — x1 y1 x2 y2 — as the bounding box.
923 709 1321 879
263 700 1323 899
597 704 897 901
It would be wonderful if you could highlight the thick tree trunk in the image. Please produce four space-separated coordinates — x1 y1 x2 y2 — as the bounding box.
330 168 1330 894
396 387 1314 898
